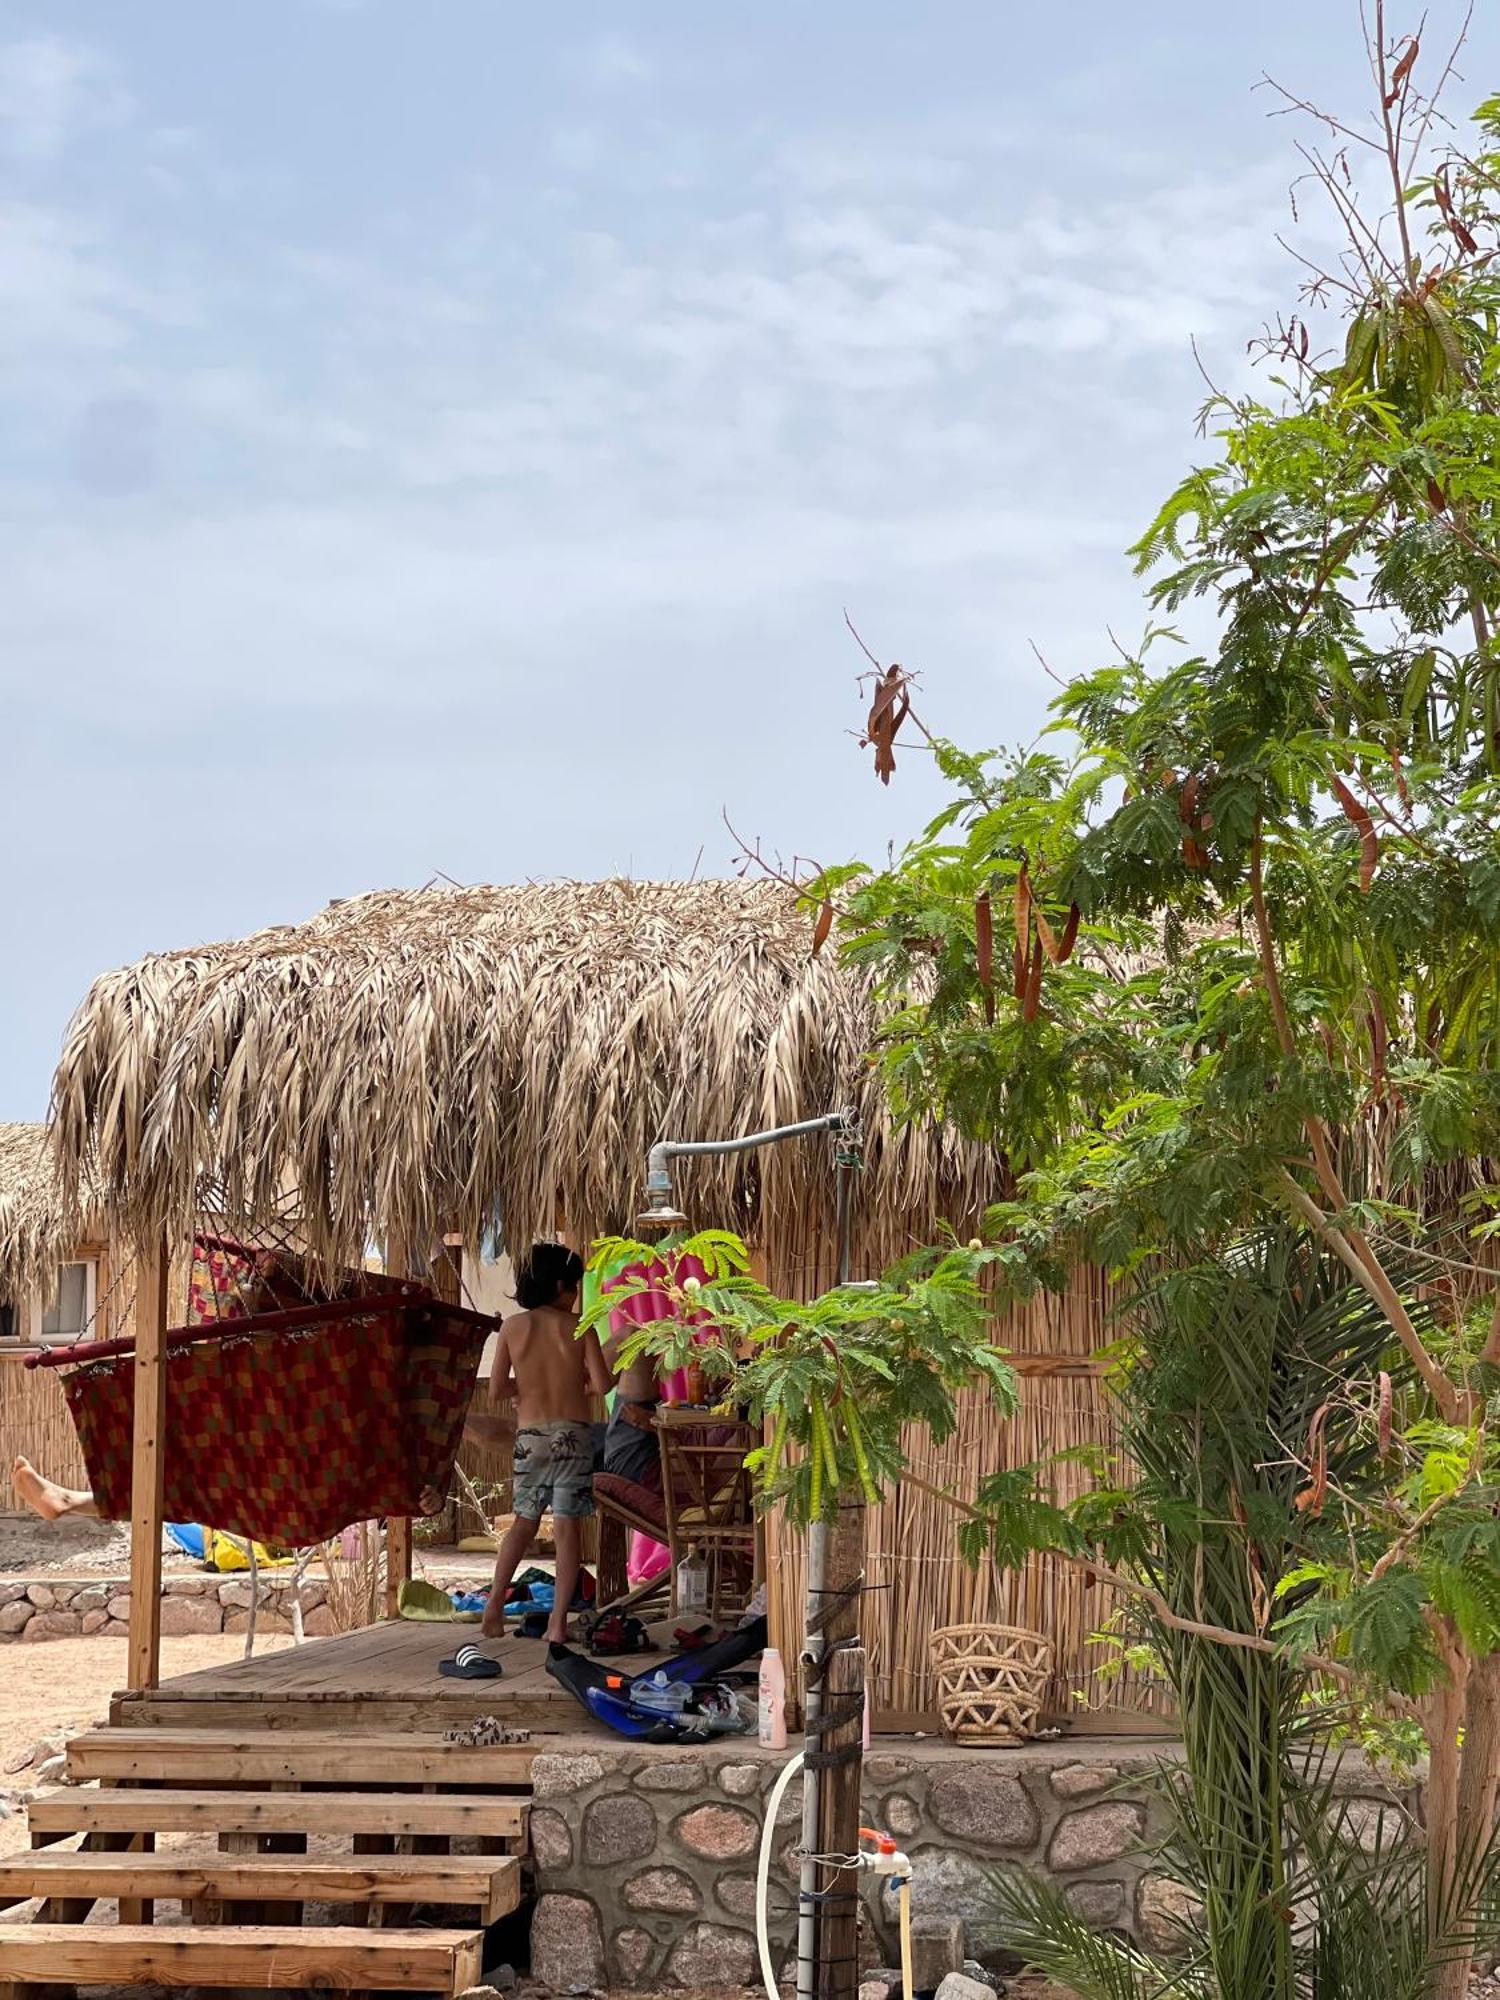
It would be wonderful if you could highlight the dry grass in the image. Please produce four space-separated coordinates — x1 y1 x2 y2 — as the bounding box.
0 1125 70 1309
44 878 998 1278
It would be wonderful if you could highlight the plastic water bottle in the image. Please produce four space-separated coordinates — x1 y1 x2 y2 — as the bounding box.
677 1544 709 1614
758 1646 787 1748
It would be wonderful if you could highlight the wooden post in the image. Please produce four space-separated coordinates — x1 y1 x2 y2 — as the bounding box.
383 1235 414 1621
127 1235 170 1692
813 1498 867 2000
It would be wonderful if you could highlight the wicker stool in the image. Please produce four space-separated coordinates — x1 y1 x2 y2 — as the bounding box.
930 1622 1052 1744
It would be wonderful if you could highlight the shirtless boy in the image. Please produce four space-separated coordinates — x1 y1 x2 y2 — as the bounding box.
481 1243 612 1643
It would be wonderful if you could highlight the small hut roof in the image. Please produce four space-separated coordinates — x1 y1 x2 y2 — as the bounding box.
49 879 996 1276
0 1123 71 1304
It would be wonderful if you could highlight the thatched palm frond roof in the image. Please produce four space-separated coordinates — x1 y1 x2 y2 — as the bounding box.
0 1123 72 1304
49 880 998 1277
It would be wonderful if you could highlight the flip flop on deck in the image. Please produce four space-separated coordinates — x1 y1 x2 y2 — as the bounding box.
439 1643 503 1680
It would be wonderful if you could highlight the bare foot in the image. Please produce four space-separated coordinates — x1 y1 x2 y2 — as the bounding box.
12 1457 91 1522
481 1605 507 1642
418 1485 444 1518
546 1618 570 1645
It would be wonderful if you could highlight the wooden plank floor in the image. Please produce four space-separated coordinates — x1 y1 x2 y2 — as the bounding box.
112 1619 672 1733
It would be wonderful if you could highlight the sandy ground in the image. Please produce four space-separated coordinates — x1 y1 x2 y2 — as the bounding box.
0 1632 293 1856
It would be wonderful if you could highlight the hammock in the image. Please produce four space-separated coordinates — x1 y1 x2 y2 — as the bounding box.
30 1272 495 1548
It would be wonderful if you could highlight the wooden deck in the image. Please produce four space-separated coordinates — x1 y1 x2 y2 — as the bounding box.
113 1618 668 1733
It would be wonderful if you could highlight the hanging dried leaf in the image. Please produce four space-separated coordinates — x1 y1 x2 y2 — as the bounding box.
975 892 995 1024
1294 1402 1330 1515
1331 775 1379 891
1055 903 1081 964
1435 166 1480 254
811 899 834 957
862 666 911 786
1385 35 1419 106
1427 476 1448 514
1021 934 1044 1023
1179 774 1200 824
1013 867 1033 1001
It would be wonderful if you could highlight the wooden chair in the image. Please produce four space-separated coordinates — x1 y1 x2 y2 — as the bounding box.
591 1472 672 1621
656 1413 758 1622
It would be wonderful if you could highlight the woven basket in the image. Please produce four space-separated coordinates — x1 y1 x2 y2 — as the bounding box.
930 1622 1053 1744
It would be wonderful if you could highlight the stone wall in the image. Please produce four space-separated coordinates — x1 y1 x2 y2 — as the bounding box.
526 1735 1413 1989
0 1572 334 1642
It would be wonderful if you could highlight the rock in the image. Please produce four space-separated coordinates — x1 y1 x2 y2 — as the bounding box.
28 1735 65 1772
25 1584 56 1610
72 1585 110 1613
163 1576 210 1597
719 1761 763 1796
0 1582 26 1605
582 1793 656 1866
1050 1761 1120 1799
1137 1872 1203 1954
1066 1878 1125 1926
2 1746 33 1776
935 1975 997 2000
102 1619 130 1638
881 1791 921 1838
675 1801 758 1860
159 1596 224 1637
216 1580 256 1608
715 1873 759 1919
612 1927 656 1985
33 1754 67 1786
636 1756 707 1792
865 1755 912 1784
106 1596 131 1623
860 1981 893 2000
1339 1795 1412 1854
666 1921 758 1987
928 1771 1039 1849
527 1806 573 1870
622 1865 702 1914
887 1852 1000 1954
530 1752 605 1798
223 1609 292 1636
301 1604 336 1637
24 1611 81 1641
775 1779 804 1825
1047 1802 1145 1872
908 1912 966 1992
0 1602 32 1635
529 1892 604 1990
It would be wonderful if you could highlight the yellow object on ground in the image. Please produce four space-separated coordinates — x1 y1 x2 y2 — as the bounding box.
397 1577 480 1623
205 1530 293 1572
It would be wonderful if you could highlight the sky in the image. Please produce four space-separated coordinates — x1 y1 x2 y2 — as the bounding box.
1 1 1495 1117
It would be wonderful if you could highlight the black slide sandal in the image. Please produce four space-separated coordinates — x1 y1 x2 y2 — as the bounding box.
439 1642 503 1680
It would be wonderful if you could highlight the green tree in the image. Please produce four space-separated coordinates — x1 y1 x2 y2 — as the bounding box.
812 20 1500 1996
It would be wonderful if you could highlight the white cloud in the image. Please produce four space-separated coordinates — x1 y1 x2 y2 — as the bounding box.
0 35 130 162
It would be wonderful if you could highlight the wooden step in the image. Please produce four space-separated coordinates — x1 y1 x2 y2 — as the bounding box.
0 1923 483 1992
0 1850 520 1922
29 1787 527 1847
65 1727 535 1788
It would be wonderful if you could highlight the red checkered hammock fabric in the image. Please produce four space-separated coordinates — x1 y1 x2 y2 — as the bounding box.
52 1243 491 1546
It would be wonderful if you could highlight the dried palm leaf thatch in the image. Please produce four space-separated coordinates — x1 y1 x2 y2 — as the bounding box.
49 879 1000 1275
0 1123 78 1306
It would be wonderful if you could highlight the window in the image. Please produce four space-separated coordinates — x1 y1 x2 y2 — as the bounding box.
36 1260 95 1343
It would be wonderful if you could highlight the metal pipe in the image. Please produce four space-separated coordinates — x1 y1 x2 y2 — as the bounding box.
644 1110 855 1222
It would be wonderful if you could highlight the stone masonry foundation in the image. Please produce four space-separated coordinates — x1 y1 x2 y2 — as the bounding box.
525 1735 1411 1987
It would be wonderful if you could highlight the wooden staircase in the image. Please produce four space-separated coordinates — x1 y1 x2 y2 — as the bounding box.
0 1725 534 1996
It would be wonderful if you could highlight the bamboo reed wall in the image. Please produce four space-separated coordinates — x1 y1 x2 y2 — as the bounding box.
766 1220 1166 1726
0 1231 136 1508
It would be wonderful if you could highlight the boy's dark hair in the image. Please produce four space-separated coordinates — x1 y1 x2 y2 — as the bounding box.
515 1242 585 1311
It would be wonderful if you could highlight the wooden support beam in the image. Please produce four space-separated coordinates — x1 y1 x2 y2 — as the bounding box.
127 1233 170 1692
814 1498 867 2000
384 1235 415 1619
65 1727 536 1789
